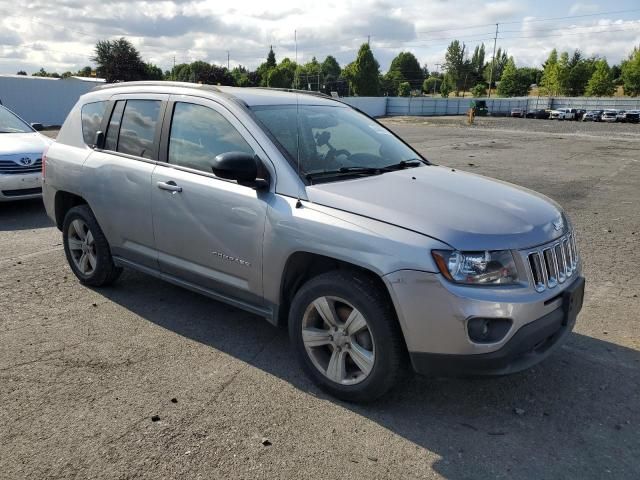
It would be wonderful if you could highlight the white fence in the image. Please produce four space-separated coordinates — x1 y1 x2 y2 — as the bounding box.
0 75 103 125
341 96 640 118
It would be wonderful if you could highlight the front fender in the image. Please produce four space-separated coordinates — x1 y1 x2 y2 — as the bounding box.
262 195 449 305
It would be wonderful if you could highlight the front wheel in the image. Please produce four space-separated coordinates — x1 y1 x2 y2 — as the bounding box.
289 270 405 402
62 205 122 287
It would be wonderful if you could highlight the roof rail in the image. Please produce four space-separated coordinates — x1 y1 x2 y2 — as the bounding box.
92 81 220 92
253 87 331 98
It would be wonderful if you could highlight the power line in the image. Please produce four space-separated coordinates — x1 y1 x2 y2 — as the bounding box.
415 7 640 35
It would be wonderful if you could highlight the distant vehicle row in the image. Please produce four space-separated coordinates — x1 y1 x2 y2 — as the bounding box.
510 107 639 123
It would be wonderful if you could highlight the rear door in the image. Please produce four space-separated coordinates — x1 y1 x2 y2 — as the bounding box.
151 95 270 305
83 94 168 269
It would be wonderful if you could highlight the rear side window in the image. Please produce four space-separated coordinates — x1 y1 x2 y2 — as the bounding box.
81 101 107 146
117 100 161 159
168 102 253 173
104 101 125 151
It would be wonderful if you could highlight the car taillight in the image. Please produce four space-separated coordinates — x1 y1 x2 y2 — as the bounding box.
42 145 50 178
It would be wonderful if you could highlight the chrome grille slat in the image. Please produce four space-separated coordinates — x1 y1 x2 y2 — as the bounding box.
526 231 579 292
0 159 42 174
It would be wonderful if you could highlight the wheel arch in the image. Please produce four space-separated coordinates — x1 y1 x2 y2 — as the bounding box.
277 251 398 330
54 190 87 230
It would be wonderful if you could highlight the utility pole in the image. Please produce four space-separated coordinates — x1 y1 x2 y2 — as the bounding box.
487 23 499 98
367 35 370 45
434 63 442 96
226 51 230 70
172 55 176 81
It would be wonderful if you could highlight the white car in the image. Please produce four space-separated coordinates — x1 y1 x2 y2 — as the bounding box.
0 105 53 201
549 108 577 120
601 110 618 123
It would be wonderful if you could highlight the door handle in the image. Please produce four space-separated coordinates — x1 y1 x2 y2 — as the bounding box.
157 181 182 193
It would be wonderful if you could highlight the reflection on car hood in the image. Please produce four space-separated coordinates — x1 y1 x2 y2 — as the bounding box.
306 165 566 251
0 133 52 156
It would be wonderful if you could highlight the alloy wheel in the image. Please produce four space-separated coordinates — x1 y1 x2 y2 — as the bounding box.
301 296 375 385
67 219 97 276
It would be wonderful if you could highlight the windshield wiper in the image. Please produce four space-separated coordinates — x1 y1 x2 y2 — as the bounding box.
305 166 387 181
381 159 424 170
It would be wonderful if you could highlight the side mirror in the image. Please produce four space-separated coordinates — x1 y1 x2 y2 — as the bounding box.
93 131 105 149
31 123 44 131
210 151 268 189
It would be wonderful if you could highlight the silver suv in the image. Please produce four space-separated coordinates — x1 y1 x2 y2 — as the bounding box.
43 82 584 402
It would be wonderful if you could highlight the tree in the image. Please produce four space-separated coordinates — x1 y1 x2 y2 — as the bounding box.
16 70 27 75
585 59 615 96
540 49 561 96
267 58 297 88
209 65 235 86
398 81 411 96
562 50 595 96
470 44 486 86
76 66 93 77
145 63 164 80
471 83 486 97
388 51 424 89
380 70 404 96
621 47 640 97
497 57 530 97
422 76 442 94
444 40 468 96
92 38 147 83
440 74 453 97
320 55 341 94
484 47 508 89
266 46 277 69
349 43 380 96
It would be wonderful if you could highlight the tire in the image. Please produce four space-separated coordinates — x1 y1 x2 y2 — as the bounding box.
289 270 404 402
62 205 122 287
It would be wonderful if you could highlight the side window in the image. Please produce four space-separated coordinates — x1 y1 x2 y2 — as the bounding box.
81 101 107 146
117 100 161 159
168 102 253 173
104 100 125 151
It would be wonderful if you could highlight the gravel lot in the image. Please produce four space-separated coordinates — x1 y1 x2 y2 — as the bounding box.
2 117 639 479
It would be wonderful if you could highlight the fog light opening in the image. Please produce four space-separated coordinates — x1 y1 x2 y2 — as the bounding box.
467 318 512 344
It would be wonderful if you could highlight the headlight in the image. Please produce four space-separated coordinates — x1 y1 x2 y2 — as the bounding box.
432 250 520 285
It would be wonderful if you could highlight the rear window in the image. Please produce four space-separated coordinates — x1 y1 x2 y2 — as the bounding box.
116 100 161 159
81 101 107 145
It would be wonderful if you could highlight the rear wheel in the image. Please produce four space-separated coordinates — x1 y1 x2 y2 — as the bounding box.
289 270 404 402
63 205 122 287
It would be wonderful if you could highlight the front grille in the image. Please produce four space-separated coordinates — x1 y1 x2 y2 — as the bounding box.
527 232 578 292
2 187 42 197
0 158 42 174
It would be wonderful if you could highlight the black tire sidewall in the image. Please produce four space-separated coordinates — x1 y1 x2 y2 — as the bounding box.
289 271 402 402
62 205 120 286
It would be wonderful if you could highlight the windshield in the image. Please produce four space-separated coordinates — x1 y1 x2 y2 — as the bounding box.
250 104 425 181
0 107 33 134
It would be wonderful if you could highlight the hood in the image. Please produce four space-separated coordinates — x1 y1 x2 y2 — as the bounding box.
306 165 566 251
0 133 52 156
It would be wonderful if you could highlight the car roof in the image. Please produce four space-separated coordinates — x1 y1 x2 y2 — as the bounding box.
88 81 343 108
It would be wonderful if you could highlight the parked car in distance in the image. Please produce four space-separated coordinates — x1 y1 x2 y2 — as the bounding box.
624 110 640 123
0 104 53 201
510 107 524 118
549 108 577 120
525 109 550 119
601 110 618 122
42 82 585 402
615 110 639 123
582 110 603 122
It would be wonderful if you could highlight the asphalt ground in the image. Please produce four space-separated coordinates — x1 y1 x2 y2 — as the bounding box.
1 117 639 479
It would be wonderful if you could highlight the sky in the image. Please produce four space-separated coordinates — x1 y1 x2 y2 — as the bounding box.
1 0 639 76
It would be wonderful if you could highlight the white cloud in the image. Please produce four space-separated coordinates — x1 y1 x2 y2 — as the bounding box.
0 0 638 75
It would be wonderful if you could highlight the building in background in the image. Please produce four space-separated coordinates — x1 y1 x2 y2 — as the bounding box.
0 75 105 125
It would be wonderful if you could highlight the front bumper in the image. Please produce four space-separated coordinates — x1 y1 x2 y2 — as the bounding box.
383 268 584 376
0 172 42 201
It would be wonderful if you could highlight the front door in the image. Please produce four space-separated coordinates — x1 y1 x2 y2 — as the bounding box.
151 97 269 306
